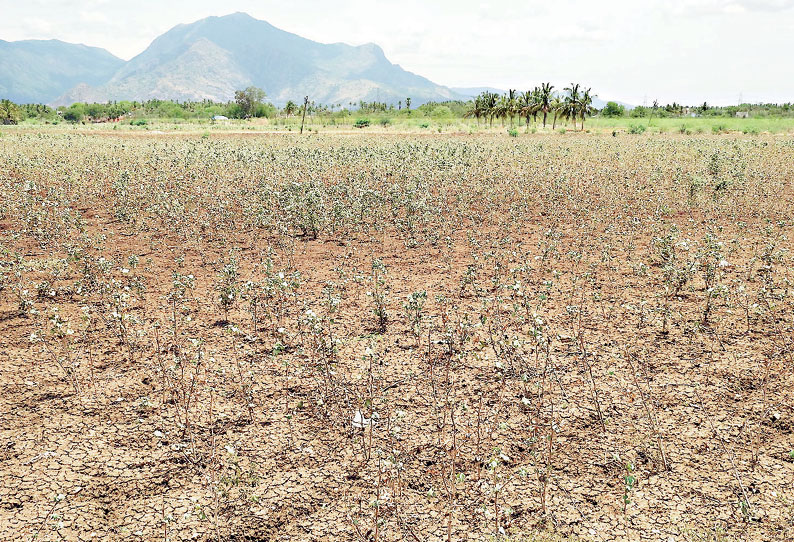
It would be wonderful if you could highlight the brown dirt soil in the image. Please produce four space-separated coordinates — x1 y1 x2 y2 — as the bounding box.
0 131 793 542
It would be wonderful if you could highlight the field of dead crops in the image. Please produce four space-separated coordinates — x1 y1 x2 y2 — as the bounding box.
0 131 793 541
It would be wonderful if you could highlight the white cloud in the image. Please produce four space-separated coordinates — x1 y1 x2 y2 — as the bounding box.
668 0 794 15
737 0 794 10
19 17 54 36
79 12 111 24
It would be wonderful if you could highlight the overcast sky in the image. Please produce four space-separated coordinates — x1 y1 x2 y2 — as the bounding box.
3 0 794 105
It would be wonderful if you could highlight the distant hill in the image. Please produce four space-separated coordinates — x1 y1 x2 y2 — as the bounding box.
0 39 123 104
52 12 462 106
1 15 634 109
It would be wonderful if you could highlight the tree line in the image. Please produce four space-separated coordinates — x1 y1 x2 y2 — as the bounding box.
465 83 597 130
2 86 793 126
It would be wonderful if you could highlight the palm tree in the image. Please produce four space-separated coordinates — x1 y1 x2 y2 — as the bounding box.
284 100 298 117
465 96 486 125
476 96 486 124
537 82 554 128
649 99 659 126
557 102 573 129
494 95 507 126
562 83 581 129
506 89 518 128
578 88 595 130
551 96 564 130
531 86 542 123
406 97 412 110
482 91 498 127
519 90 535 131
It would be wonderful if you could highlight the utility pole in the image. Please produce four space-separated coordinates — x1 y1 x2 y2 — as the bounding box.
300 95 309 134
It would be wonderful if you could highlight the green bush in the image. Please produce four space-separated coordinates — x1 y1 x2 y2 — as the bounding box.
508 128 518 137
629 124 646 134
63 105 85 123
354 119 370 129
601 101 626 117
430 105 453 120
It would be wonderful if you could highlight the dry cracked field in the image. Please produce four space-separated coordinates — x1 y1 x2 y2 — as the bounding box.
1 131 793 541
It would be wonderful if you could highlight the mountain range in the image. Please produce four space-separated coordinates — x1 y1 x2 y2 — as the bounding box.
0 39 123 104
1 13 461 107
1 13 633 109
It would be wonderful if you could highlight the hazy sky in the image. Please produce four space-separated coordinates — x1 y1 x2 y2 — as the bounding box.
3 0 794 105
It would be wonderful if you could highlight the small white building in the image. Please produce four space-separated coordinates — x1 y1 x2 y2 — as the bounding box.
735 111 750 118
212 115 229 121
